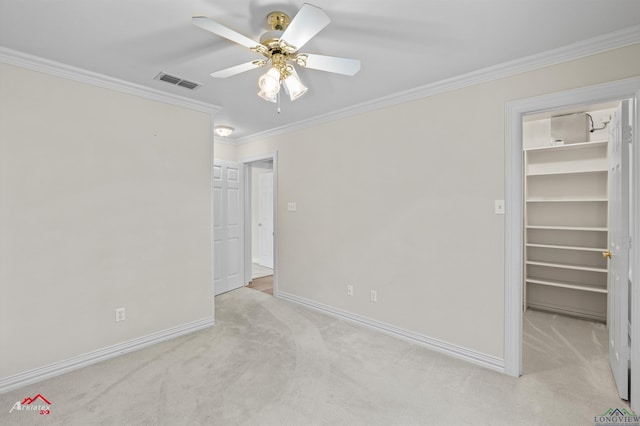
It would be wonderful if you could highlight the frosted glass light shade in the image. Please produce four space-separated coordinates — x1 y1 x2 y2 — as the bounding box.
283 68 307 101
257 90 277 103
258 67 281 95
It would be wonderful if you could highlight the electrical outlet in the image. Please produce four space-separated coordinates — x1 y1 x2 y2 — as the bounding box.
115 307 126 322
370 290 377 302
347 285 354 296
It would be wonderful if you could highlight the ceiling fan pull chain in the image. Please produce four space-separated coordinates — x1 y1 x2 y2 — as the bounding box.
277 91 281 114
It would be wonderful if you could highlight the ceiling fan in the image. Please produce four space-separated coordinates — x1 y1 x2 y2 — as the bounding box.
192 3 360 104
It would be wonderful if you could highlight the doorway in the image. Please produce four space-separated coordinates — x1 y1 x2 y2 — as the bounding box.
504 77 640 410
243 154 277 296
521 101 627 402
522 102 617 321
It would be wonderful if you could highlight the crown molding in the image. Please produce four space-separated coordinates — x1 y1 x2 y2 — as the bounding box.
3 22 639 144
0 47 222 115
213 137 236 145
236 24 640 144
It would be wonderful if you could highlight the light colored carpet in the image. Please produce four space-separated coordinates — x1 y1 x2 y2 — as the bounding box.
0 288 628 425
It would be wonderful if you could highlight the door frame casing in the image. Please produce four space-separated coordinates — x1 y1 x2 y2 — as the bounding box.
242 152 278 296
504 76 640 409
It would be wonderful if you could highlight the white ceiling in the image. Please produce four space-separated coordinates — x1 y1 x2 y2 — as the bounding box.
2 1 640 141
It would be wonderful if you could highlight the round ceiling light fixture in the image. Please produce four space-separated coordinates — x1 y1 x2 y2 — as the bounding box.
214 125 234 137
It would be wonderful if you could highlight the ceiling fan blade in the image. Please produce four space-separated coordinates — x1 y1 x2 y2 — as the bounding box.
210 60 266 78
299 54 360 76
192 16 260 50
280 4 330 51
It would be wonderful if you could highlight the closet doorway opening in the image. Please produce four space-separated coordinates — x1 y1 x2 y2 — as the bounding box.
521 100 630 403
243 154 277 296
505 77 640 410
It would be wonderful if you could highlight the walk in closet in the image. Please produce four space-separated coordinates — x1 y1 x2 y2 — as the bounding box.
523 105 617 322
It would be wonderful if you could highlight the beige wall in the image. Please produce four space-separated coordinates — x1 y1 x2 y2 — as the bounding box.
213 141 237 162
0 63 213 378
238 44 640 359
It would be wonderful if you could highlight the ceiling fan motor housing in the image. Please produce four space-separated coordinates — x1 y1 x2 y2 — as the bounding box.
261 11 290 50
259 30 284 50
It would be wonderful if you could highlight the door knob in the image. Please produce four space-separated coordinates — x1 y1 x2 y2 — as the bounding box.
602 250 612 259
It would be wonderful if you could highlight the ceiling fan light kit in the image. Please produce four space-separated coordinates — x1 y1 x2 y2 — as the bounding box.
258 65 282 95
283 67 308 100
257 90 277 103
192 3 360 108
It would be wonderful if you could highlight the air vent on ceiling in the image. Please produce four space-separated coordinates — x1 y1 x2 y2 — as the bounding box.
154 72 202 90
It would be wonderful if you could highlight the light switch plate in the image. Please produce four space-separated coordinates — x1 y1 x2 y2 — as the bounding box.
287 202 297 212
495 200 505 215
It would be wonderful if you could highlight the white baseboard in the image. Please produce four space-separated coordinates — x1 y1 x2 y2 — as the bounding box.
0 317 214 394
277 291 504 373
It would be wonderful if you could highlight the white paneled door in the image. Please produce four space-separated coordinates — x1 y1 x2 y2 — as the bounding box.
607 101 631 400
213 160 244 295
258 171 274 269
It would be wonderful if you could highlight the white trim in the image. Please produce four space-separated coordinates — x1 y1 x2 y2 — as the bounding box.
4 25 639 145
0 318 214 394
272 153 279 297
214 137 236 146
0 47 221 115
210 118 216 315
242 153 279 297
504 77 640 385
234 25 640 144
243 165 252 286
504 103 524 377
278 291 504 373
630 89 640 411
